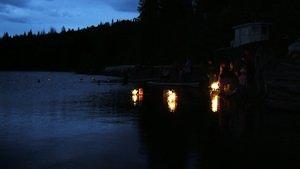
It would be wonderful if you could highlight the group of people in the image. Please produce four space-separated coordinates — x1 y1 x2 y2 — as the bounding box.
218 62 248 94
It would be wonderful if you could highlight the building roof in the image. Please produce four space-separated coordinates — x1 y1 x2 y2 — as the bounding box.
232 22 272 30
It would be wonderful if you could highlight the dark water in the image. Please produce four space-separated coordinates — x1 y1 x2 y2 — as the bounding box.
0 72 299 169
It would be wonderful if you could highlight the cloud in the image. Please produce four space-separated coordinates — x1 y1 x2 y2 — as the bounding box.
0 0 139 11
0 4 7 12
0 13 28 23
0 4 30 24
0 0 29 7
0 0 139 35
99 0 139 12
48 9 76 18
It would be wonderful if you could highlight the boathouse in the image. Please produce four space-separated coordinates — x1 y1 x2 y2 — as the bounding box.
231 22 271 48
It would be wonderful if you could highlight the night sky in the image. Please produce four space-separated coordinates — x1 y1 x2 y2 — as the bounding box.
0 0 139 35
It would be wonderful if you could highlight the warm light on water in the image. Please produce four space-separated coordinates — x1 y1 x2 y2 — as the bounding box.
132 88 144 106
211 94 219 113
165 90 178 112
132 95 138 105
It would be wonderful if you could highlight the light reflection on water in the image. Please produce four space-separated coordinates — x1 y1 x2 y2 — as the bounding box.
1 72 279 169
132 94 138 105
132 88 144 106
0 72 146 169
211 94 220 113
164 90 178 113
210 81 221 113
131 88 178 112
133 87 219 113
131 86 222 114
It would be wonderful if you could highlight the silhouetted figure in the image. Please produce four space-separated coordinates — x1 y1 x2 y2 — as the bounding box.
238 68 247 97
219 63 238 95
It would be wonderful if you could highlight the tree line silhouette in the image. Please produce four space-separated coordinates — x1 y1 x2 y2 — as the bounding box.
0 20 140 73
0 0 299 73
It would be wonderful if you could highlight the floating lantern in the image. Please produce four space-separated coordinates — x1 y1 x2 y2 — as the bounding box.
132 89 138 95
211 82 220 91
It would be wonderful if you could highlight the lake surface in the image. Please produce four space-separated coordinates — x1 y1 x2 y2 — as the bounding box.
0 72 299 169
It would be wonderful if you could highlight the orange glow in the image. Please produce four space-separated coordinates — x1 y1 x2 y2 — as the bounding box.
138 88 144 95
132 89 138 95
165 90 178 112
211 82 220 91
132 95 138 105
132 88 144 106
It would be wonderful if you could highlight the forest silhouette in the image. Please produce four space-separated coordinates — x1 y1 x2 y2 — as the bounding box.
0 0 299 73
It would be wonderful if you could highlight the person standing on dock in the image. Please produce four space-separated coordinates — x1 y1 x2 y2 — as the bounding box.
238 68 247 94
